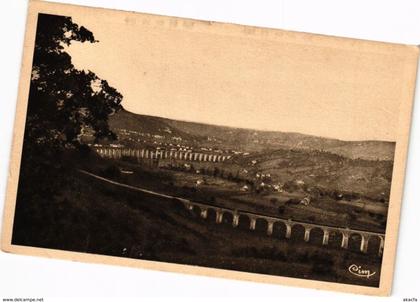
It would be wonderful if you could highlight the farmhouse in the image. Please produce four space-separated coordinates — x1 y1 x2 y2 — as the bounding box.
300 196 311 206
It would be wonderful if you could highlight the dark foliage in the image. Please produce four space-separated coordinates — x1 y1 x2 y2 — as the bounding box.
13 14 123 246
28 13 122 151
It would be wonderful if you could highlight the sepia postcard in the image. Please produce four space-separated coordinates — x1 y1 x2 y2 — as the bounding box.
1 0 419 296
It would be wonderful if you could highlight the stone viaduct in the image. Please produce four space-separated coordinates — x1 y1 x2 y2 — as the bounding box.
94 147 231 163
79 169 385 256
178 199 385 256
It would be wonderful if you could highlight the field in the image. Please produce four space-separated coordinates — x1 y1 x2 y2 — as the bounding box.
12 156 382 287
92 152 388 233
85 109 393 231
12 108 393 287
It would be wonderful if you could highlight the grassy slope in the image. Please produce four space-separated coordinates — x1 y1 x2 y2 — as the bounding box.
13 163 382 287
89 157 386 232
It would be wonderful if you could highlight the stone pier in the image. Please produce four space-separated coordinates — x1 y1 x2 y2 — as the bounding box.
304 227 311 242
250 217 256 230
322 229 329 245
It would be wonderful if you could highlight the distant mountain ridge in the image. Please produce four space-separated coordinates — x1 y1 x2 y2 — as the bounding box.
106 109 394 203
108 109 395 161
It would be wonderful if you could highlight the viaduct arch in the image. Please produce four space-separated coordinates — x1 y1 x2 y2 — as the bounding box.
79 169 385 256
94 147 231 163
176 199 385 256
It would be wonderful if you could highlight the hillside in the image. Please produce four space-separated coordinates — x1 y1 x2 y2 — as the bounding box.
99 109 396 204
232 148 393 201
107 109 395 161
12 166 382 287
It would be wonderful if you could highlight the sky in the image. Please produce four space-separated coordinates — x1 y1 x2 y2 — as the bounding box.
65 11 409 142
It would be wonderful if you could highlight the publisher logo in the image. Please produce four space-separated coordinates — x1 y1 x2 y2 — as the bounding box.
348 264 376 279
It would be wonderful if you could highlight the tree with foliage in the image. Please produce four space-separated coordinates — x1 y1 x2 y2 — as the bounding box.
28 13 122 151
18 13 123 197
13 14 123 246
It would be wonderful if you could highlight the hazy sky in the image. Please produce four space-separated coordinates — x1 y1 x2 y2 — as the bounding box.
65 12 407 142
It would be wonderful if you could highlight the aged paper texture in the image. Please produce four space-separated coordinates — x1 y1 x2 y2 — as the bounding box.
1 0 418 296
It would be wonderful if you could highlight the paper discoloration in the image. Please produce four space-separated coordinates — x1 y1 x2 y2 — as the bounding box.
1 0 418 296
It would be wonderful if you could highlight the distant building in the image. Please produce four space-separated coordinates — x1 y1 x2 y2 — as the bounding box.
300 196 311 206
110 143 124 148
196 180 204 186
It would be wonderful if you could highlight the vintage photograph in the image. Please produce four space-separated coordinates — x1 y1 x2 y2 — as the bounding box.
1 1 418 295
